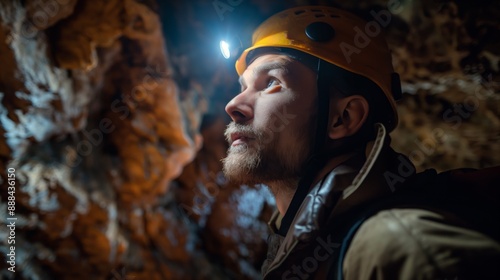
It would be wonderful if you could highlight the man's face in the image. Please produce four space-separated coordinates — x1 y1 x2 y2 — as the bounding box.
222 53 317 185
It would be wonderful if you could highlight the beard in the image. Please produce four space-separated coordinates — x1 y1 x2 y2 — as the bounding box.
222 120 313 186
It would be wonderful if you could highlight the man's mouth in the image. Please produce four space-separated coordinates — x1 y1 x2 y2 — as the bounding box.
230 132 252 146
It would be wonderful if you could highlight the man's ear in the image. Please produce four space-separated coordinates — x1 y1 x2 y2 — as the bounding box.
328 95 369 140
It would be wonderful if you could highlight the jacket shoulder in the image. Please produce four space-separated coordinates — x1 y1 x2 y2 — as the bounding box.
343 208 500 280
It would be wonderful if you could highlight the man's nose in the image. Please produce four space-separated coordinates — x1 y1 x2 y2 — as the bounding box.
225 90 254 123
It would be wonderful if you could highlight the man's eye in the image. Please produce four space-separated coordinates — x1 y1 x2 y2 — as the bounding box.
267 79 278 88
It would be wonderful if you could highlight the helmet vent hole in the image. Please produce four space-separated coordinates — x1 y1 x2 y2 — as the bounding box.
315 14 326 18
310 9 322 12
330 14 340 18
294 10 306 15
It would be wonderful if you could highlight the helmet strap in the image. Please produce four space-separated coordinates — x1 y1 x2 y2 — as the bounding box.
277 59 332 236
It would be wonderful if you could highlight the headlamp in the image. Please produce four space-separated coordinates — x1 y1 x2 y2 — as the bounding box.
219 36 243 60
220 40 232 59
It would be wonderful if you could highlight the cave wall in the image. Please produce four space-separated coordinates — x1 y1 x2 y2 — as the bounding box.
0 0 499 279
0 0 275 278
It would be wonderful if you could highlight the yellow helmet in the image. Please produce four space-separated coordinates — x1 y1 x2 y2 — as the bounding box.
235 6 401 131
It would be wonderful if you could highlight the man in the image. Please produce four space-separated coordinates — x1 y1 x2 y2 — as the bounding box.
222 6 500 280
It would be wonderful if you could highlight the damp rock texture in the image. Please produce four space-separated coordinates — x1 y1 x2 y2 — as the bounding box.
0 0 499 280
0 0 272 279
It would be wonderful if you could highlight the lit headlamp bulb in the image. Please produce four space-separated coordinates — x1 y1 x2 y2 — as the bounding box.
220 40 231 59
